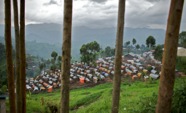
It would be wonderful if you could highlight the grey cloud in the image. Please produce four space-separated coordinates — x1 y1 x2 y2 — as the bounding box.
0 0 4 24
43 0 60 6
125 0 170 29
89 0 107 4
0 0 185 31
145 0 160 3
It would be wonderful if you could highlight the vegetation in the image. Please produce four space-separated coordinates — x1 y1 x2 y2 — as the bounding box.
125 41 130 47
104 46 115 57
0 85 7 95
80 41 100 64
135 44 140 50
0 36 62 59
124 41 130 53
50 51 58 71
179 31 186 48
5 77 185 113
172 79 186 113
132 38 136 46
153 45 163 61
146 36 156 48
57 55 62 69
51 51 58 61
176 56 186 74
137 78 186 113
2 0 185 112
0 43 7 88
153 44 186 74
26 54 43 77
39 63 46 72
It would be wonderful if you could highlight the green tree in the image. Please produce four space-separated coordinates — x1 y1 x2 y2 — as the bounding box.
50 64 57 71
51 51 58 61
0 85 7 94
98 48 105 58
39 63 46 71
80 41 100 64
136 44 140 50
50 51 58 70
146 36 156 48
104 46 115 57
153 45 163 61
125 41 130 53
132 38 136 45
125 41 130 46
57 56 62 69
179 31 186 48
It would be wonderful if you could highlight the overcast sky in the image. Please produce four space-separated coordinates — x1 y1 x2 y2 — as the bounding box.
0 0 186 30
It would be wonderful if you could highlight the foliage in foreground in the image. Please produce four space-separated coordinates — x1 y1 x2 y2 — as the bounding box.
137 78 186 113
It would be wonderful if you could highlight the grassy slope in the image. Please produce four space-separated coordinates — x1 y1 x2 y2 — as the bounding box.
8 77 185 113
25 80 160 113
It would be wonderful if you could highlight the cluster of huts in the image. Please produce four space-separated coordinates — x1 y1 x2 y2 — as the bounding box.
26 70 61 93
26 51 162 93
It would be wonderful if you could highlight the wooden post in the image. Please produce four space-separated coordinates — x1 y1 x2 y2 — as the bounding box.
111 0 125 113
19 0 26 112
4 0 16 112
60 0 73 113
156 0 184 113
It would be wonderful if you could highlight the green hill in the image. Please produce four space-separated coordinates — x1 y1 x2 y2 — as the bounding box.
25 81 158 113
5 77 184 113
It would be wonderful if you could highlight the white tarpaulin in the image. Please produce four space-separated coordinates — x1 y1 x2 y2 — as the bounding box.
177 47 186 56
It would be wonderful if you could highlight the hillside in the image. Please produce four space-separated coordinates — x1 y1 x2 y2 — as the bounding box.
8 77 185 113
22 80 160 113
0 36 61 59
0 23 166 59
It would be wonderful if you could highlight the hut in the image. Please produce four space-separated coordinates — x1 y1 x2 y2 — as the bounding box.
47 86 53 93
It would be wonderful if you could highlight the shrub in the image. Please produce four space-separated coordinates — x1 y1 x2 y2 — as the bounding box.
147 66 153 72
45 102 59 113
138 79 186 113
172 80 186 113
137 92 157 113
0 85 7 94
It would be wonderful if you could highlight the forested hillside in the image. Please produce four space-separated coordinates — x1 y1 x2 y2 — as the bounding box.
0 36 61 59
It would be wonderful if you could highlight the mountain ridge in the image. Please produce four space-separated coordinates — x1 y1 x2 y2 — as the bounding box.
0 23 166 59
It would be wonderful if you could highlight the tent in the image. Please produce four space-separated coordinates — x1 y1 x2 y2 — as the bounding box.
177 47 186 56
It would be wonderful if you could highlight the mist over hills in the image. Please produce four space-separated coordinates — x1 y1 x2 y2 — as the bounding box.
0 23 165 59
0 36 61 59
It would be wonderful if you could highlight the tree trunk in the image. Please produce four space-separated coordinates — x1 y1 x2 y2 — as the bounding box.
19 0 26 112
12 0 20 112
111 0 125 113
60 0 73 113
4 0 16 112
156 0 184 113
